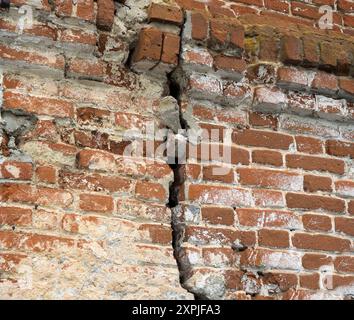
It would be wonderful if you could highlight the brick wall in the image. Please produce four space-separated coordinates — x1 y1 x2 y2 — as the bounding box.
0 0 353 300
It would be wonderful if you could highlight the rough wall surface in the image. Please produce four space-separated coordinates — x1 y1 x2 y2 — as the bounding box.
0 0 353 300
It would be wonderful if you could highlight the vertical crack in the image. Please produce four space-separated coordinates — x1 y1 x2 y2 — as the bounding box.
165 72 206 300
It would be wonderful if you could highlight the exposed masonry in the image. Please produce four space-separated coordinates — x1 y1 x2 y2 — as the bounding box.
0 0 353 300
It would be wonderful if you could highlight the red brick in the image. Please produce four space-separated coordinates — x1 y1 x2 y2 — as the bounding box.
161 33 180 65
303 36 320 66
188 184 252 207
182 48 214 68
138 224 172 245
76 0 94 21
302 253 332 270
76 149 116 172
339 77 354 96
237 208 300 229
320 41 339 71
335 180 354 198
349 200 354 215
240 248 301 270
79 193 114 213
0 183 73 208
214 55 246 73
0 161 33 180
67 57 106 78
249 112 278 129
96 0 115 31
338 0 354 11
202 247 236 266
202 165 234 184
334 256 354 273
304 175 332 193
291 1 321 20
238 168 302 191
286 193 345 213
55 0 72 17
3 92 74 118
135 181 166 202
328 275 354 291
184 225 255 246
232 0 263 6
201 206 235 226
231 4 259 16
0 252 27 272
253 189 284 208
0 230 75 253
132 28 163 65
286 154 345 174
264 0 289 13
191 12 209 41
335 217 354 236
232 129 293 150
209 18 244 50
295 136 323 154
300 273 320 290
326 140 354 159
292 233 350 252
36 166 56 184
258 229 290 248
0 207 32 226
231 146 250 165
311 71 338 93
193 105 247 125
281 35 303 64
59 171 132 193
343 14 354 28
59 28 97 46
0 44 65 70
262 272 298 292
277 66 308 88
77 107 111 126
302 214 332 232
252 150 283 167
149 3 183 26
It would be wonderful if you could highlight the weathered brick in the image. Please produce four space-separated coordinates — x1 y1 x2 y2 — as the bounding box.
0 206 32 226
201 206 235 226
302 214 332 232
188 184 253 207
334 256 354 273
238 168 303 191
96 0 115 31
335 180 354 198
135 181 167 202
286 192 345 213
252 150 283 167
0 161 33 180
0 183 73 208
326 140 354 158
335 217 354 236
292 233 351 252
258 229 290 248
286 154 345 174
149 3 183 26
202 165 234 183
304 175 332 193
281 35 303 64
237 208 301 229
300 273 320 290
295 136 323 154
79 193 114 213
232 129 293 150
302 253 333 270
